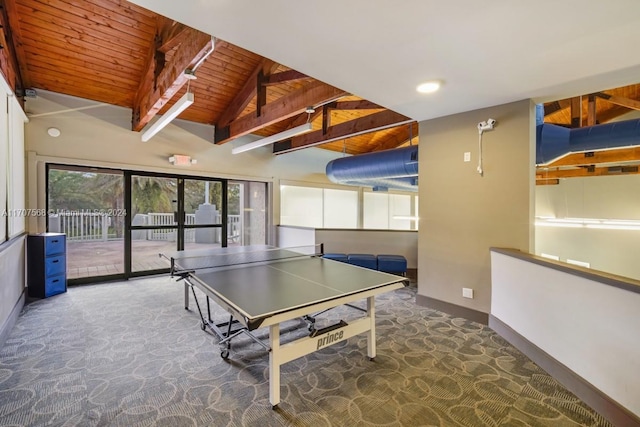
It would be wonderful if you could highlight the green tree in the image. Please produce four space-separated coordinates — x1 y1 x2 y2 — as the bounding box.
131 177 174 217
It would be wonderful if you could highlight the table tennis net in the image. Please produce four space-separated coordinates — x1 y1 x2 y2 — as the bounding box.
170 244 323 272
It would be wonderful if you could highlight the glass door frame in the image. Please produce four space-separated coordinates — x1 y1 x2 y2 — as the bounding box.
46 163 127 285
125 171 228 278
45 164 256 284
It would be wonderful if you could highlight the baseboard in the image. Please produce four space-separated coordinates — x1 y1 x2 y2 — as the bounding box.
416 294 489 325
489 314 640 427
0 290 25 349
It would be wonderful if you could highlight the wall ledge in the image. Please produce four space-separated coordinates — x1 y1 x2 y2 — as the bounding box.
490 314 640 427
490 247 640 295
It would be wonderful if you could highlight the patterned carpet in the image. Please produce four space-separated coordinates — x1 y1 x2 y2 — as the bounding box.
0 276 612 427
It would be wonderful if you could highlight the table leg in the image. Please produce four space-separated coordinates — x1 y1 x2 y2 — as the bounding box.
184 282 189 310
269 323 281 409
367 296 376 360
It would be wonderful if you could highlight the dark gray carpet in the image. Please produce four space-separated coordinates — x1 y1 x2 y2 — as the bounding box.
0 276 612 426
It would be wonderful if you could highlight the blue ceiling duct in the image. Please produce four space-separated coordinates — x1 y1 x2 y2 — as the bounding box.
326 145 418 192
326 115 640 190
537 118 640 165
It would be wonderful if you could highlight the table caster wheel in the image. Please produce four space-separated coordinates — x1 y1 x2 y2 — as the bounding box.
220 349 230 359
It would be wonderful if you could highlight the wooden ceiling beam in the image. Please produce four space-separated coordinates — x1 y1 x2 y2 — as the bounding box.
540 146 640 168
536 165 640 180
536 179 560 186
216 57 278 129
570 96 582 128
273 109 414 154
215 80 348 144
156 18 190 53
596 105 632 123
544 99 571 116
595 92 640 110
331 100 384 110
132 21 212 132
288 106 323 128
262 69 309 86
586 94 597 126
369 122 419 151
285 99 384 136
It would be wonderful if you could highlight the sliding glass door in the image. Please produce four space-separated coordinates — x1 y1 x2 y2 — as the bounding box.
129 174 228 274
47 165 125 282
129 174 178 273
47 166 268 282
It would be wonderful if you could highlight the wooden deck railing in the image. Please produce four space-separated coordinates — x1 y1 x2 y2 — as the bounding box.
49 212 241 242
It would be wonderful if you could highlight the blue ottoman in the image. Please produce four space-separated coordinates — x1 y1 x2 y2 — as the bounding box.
376 254 407 275
347 254 377 270
323 253 348 263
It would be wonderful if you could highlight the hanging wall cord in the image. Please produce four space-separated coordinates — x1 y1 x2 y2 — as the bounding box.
477 129 484 176
476 119 495 176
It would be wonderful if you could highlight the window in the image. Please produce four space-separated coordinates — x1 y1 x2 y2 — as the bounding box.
324 189 358 228
280 186 323 227
1 92 27 240
363 192 417 230
281 184 417 230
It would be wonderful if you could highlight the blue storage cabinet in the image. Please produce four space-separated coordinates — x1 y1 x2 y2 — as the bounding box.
27 233 67 298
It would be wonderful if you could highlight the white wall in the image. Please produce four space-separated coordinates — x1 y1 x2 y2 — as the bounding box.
277 226 316 248
536 174 640 280
491 250 640 418
316 229 417 268
418 100 535 313
277 226 417 268
0 238 25 341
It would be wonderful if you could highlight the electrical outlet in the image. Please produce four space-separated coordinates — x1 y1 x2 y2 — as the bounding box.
462 288 474 299
464 152 471 162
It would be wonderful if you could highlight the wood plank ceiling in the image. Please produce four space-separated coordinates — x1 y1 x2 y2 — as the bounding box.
0 0 418 156
0 0 639 171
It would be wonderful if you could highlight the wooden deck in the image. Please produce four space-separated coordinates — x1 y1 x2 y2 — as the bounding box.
65 239 228 280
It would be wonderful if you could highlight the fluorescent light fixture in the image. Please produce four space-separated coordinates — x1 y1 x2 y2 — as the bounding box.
231 123 313 154
141 92 194 142
535 221 583 228
585 224 640 231
392 215 419 221
535 216 640 230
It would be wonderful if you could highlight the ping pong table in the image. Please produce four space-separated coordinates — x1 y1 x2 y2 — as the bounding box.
161 244 409 408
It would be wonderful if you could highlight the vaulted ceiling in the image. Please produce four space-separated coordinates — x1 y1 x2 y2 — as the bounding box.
1 0 640 174
0 0 418 156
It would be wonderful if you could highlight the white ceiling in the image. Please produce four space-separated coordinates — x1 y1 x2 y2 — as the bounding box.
128 0 640 122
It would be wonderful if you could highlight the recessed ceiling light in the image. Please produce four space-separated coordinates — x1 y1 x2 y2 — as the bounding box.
47 127 61 137
416 80 442 94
